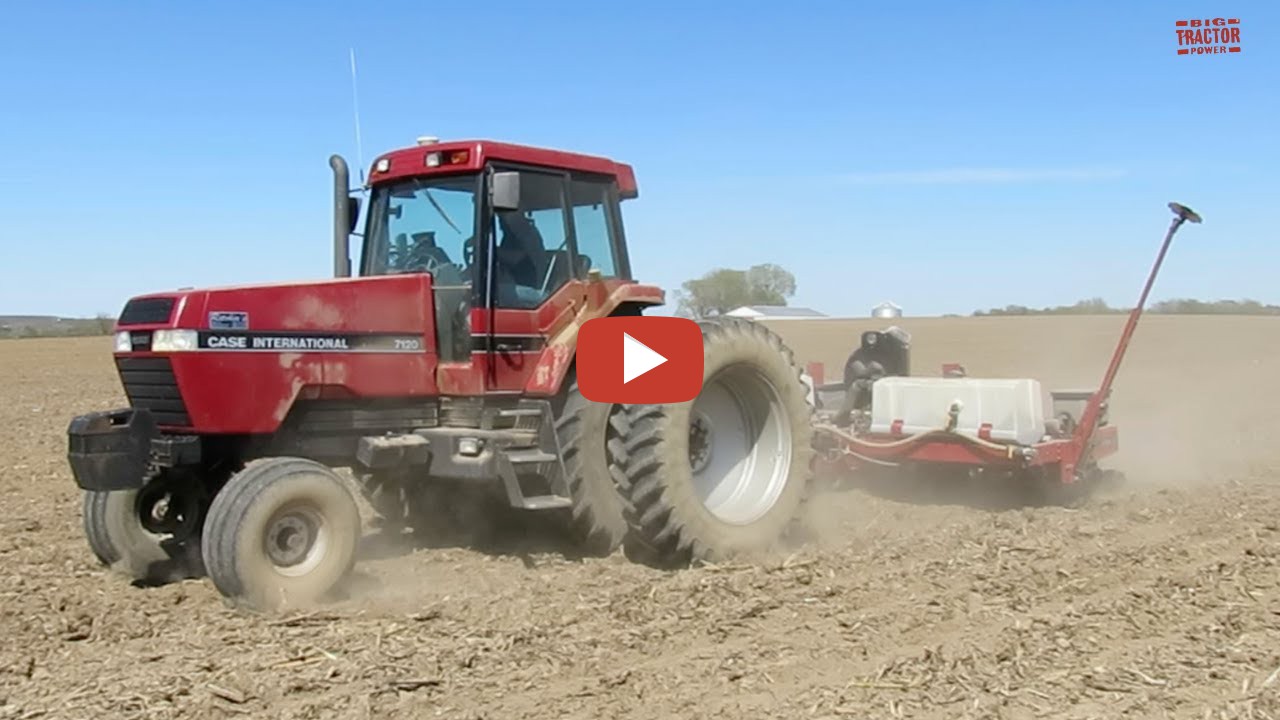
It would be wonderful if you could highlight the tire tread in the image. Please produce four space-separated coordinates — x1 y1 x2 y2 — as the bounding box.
619 318 816 567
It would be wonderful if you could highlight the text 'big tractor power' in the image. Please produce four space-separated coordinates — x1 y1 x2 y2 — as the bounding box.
67 138 818 610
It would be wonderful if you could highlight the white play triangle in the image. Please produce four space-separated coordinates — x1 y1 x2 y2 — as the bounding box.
622 332 667 384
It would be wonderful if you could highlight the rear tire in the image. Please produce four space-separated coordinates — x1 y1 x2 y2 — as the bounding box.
82 476 206 585
620 318 814 567
201 457 361 612
555 382 631 556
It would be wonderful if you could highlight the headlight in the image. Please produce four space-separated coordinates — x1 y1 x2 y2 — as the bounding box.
114 331 131 353
151 329 198 352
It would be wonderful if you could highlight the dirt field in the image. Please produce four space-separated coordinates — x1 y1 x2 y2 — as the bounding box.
2 315 1278 720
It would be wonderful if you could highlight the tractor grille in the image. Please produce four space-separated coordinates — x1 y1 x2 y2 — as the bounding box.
116 357 190 426
118 297 175 325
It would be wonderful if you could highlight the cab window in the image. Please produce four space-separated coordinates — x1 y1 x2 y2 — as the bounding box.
362 175 476 288
491 172 575 309
569 178 620 278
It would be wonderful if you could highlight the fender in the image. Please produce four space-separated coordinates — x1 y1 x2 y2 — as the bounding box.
523 282 663 396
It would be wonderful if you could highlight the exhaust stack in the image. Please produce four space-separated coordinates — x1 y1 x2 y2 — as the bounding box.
329 154 352 278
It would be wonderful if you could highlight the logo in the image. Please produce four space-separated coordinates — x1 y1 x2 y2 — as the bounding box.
195 331 423 353
1175 17 1241 56
577 316 703 404
208 311 249 330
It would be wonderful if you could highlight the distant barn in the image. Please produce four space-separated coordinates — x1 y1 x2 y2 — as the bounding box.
725 305 827 320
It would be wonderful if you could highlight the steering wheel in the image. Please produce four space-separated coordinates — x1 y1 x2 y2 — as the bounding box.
401 245 446 275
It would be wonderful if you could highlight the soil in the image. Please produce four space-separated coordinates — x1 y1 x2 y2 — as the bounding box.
2 315 1278 720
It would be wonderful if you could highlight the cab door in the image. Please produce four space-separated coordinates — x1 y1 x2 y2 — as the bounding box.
472 166 583 394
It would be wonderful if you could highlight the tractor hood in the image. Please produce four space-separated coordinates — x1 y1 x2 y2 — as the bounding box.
110 274 442 434
114 275 436 341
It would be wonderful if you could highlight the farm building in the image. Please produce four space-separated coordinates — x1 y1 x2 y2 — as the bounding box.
725 305 827 320
872 301 903 318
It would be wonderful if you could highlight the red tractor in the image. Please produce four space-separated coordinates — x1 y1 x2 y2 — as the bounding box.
67 138 817 610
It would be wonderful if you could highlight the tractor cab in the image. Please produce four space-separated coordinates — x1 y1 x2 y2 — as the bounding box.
332 138 662 395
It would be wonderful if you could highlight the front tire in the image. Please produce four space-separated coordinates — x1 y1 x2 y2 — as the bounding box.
82 475 206 585
621 318 815 567
201 458 361 612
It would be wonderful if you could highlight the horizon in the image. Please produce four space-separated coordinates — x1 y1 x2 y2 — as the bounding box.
6 295 1279 326
1 2 1275 317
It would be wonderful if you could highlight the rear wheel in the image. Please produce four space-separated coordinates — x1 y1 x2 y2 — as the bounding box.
82 472 207 585
201 457 361 612
621 318 814 566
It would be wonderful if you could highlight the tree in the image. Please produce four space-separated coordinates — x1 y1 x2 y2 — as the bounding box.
674 263 797 318
745 263 796 303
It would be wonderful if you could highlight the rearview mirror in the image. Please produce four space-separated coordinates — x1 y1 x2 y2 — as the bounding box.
346 196 361 234
491 171 521 211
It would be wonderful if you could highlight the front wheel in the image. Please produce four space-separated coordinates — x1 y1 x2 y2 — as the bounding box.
82 473 207 585
201 458 361 612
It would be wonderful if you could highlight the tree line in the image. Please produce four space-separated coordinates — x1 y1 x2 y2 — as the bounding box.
0 314 115 339
972 297 1280 317
672 263 797 318
671 264 1280 320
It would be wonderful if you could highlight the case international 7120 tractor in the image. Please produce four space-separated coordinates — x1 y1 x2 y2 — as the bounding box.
67 138 819 610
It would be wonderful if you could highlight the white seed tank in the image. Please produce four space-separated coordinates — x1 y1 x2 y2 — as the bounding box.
869 377 1047 446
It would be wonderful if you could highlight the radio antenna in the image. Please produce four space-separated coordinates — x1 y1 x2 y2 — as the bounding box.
349 47 367 190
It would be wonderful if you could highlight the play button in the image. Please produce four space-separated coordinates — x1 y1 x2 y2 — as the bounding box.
622 332 667 384
577 316 704 403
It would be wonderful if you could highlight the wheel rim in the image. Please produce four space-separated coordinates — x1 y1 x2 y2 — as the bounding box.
688 363 793 525
136 481 201 542
264 504 329 577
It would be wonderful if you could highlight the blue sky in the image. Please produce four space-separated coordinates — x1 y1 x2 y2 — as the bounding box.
1 1 1275 318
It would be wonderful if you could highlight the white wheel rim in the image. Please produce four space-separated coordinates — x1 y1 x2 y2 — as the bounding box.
263 503 330 578
688 364 793 525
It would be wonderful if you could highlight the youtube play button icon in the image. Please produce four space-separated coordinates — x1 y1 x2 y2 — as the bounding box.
622 332 667 383
578 316 704 404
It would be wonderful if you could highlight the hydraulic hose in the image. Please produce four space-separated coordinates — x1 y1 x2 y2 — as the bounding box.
817 421 1027 456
